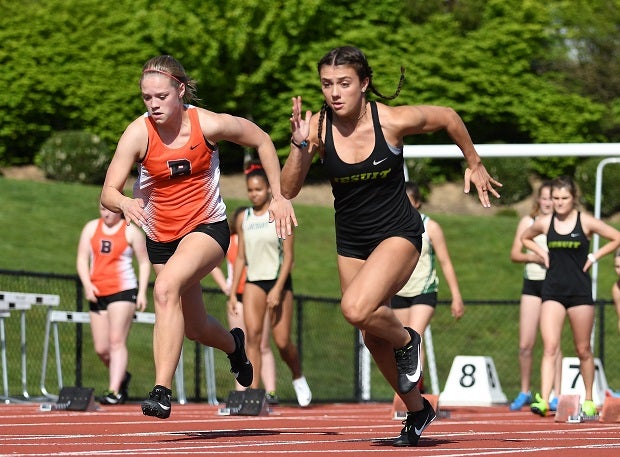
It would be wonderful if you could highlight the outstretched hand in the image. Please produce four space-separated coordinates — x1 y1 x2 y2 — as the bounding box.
290 96 312 148
463 164 502 208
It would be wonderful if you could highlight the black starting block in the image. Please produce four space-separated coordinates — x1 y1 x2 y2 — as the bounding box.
56 387 97 411
221 388 269 416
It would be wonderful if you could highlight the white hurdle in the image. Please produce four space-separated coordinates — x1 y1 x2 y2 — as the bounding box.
0 291 60 402
39 310 193 404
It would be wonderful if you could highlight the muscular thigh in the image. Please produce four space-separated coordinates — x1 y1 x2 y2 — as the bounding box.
338 237 419 306
158 232 225 293
243 283 268 333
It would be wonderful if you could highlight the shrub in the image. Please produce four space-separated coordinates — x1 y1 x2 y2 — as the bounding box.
35 131 111 185
575 157 620 217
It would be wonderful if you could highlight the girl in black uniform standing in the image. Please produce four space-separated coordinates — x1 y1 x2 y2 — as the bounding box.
281 46 501 447
521 176 620 417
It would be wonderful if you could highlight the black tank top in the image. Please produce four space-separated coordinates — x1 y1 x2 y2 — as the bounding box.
322 101 423 257
542 212 591 296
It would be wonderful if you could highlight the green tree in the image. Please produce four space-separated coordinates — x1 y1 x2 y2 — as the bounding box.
0 0 612 179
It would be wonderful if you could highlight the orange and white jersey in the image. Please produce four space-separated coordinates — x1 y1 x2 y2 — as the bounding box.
89 219 137 296
133 106 226 242
226 233 246 295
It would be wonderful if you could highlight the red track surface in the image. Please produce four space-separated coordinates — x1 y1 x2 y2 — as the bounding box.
1 402 619 456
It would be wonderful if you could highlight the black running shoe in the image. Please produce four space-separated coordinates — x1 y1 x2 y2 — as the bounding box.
227 328 253 387
393 397 436 447
100 390 124 405
141 385 172 419
119 371 131 399
394 327 422 394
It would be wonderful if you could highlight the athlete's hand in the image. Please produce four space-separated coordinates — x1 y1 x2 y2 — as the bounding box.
268 195 297 239
120 197 147 228
464 163 502 208
290 96 312 150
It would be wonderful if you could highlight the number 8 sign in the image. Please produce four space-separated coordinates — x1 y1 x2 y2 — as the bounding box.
439 356 508 407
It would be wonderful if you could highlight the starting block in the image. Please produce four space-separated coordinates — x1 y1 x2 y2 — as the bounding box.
554 394 581 422
560 357 608 407
439 356 507 406
219 388 269 416
391 393 439 420
600 394 620 422
40 386 98 412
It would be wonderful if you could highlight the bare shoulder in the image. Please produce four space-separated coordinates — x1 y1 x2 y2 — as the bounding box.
126 221 146 243
516 215 534 230
532 213 552 231
426 218 446 240
80 218 99 236
123 115 148 136
118 116 149 156
375 102 425 139
195 107 252 139
195 107 223 130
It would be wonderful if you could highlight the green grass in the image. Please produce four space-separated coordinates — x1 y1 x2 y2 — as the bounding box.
1 176 619 403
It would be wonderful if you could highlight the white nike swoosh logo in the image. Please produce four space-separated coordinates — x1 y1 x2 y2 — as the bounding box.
570 233 579 237
414 413 433 436
232 362 251 378
405 344 422 383
158 403 171 411
373 157 388 165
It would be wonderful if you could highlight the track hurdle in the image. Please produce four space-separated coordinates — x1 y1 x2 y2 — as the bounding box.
40 309 217 405
0 291 60 402
39 310 195 404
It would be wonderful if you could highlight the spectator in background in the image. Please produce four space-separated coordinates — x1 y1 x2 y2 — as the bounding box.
100 54 296 419
228 165 311 407
522 176 620 417
607 249 620 398
76 203 150 404
391 181 464 398
223 204 278 403
613 248 620 334
508 181 562 411
281 45 500 446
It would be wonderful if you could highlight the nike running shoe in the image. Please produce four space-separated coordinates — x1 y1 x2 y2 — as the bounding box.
530 393 549 417
582 400 597 417
394 327 422 394
141 385 172 419
100 390 125 405
393 397 436 447
292 376 312 407
227 328 253 387
509 391 532 411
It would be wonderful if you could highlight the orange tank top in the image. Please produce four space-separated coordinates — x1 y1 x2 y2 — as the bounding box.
89 219 137 296
226 233 246 295
133 106 227 242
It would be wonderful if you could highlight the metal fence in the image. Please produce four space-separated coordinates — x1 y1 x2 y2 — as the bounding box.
1 269 619 405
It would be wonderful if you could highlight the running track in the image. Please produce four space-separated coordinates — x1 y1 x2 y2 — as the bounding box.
1 402 619 456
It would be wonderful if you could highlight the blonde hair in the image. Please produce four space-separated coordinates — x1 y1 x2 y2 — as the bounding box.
529 180 553 219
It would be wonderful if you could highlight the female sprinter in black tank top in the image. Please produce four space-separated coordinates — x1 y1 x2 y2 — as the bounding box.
281 45 501 447
521 176 620 418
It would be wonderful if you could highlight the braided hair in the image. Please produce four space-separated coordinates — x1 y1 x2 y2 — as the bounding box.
316 46 405 153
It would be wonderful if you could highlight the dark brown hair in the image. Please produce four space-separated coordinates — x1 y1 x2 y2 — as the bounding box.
316 46 405 152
